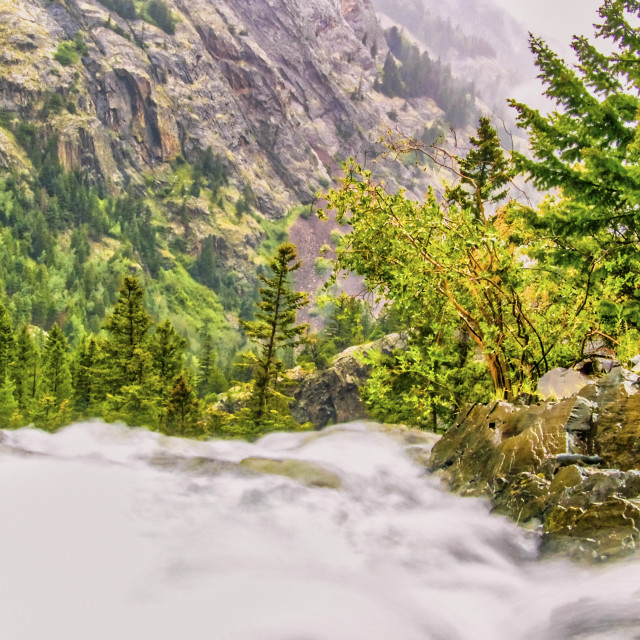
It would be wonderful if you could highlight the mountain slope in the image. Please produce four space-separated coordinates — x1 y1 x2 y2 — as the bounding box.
0 0 444 214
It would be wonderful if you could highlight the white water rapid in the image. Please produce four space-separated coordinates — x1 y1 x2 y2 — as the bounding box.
0 421 638 640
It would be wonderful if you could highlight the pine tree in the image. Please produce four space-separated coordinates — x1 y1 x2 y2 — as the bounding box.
166 374 200 436
41 323 72 405
72 335 98 412
103 276 153 389
37 323 72 429
149 319 185 399
0 301 15 383
241 243 309 424
12 325 37 414
197 333 228 397
0 375 21 429
445 116 514 222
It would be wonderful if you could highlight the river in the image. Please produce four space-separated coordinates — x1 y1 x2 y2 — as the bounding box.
0 420 638 640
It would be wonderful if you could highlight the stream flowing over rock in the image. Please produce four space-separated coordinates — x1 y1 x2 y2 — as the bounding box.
430 366 640 561
1 420 639 640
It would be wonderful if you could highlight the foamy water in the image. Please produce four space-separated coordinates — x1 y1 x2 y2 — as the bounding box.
0 421 638 640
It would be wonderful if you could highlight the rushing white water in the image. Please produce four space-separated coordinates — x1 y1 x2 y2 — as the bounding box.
0 421 639 640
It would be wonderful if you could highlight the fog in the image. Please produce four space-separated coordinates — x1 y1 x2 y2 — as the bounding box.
491 0 603 51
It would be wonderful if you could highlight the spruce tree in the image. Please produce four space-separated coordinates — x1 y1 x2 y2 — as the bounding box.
509 1 640 331
12 325 37 415
149 319 185 399
445 116 514 222
103 276 153 389
166 374 200 436
0 375 20 429
197 333 228 397
72 335 98 413
0 302 14 383
37 323 72 429
41 323 72 405
241 243 309 424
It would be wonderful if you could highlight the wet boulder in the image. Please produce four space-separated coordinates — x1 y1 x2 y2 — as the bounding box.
430 366 640 561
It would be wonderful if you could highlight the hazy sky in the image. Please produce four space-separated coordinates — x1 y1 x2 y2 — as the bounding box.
492 0 603 49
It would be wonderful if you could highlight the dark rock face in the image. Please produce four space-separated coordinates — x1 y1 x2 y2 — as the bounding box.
430 367 640 561
292 333 405 429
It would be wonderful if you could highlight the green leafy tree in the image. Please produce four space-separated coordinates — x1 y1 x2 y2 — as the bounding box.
241 243 309 425
324 120 589 412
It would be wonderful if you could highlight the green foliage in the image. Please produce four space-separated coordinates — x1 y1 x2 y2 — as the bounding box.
54 37 85 67
146 0 176 34
54 43 79 67
298 293 375 369
508 1 640 339
41 323 72 405
98 0 137 20
166 374 200 435
149 319 186 398
103 276 153 389
241 243 309 427
324 119 593 419
313 256 332 276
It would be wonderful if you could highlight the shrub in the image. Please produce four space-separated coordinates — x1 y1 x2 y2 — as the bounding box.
147 0 176 35
54 42 80 66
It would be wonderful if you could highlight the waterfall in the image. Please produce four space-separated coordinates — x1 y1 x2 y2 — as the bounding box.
0 420 638 640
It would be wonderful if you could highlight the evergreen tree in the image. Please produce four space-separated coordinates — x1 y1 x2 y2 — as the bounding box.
40 323 72 405
197 333 228 397
12 325 37 414
103 276 153 389
37 323 72 429
445 116 514 222
166 374 200 435
72 335 98 412
509 1 640 332
241 243 309 424
0 302 14 383
0 375 20 429
149 319 186 398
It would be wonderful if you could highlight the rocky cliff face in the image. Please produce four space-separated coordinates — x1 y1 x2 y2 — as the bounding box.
0 0 440 217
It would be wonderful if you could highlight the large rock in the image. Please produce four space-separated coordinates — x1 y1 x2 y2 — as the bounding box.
430 366 640 561
292 333 406 429
238 456 341 489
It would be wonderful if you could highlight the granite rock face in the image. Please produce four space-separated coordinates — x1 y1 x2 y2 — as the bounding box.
0 0 440 216
430 366 640 561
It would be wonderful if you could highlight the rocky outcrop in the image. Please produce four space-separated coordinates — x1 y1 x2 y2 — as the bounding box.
292 333 406 429
238 456 342 489
430 366 640 561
